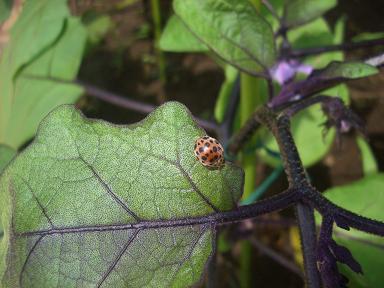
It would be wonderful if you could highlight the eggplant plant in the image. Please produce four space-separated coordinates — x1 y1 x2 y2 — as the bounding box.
1 0 384 287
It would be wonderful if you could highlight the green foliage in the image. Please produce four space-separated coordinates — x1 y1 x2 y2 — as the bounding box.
283 0 337 28
0 144 15 174
173 0 276 73
319 174 384 287
214 65 238 122
0 102 243 287
318 61 379 80
83 11 112 47
356 136 378 176
160 15 209 52
0 0 87 150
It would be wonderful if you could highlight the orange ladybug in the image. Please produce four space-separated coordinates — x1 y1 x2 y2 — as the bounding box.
194 136 224 168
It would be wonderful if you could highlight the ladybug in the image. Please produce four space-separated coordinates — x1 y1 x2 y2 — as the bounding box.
194 136 225 168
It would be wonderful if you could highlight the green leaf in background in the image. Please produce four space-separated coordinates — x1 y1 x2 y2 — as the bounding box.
0 0 12 24
260 18 349 167
159 15 209 52
0 144 16 174
82 11 112 48
317 174 384 287
0 102 243 287
352 32 384 42
356 136 378 176
317 61 379 80
214 65 238 122
283 0 337 28
173 0 276 74
0 0 87 149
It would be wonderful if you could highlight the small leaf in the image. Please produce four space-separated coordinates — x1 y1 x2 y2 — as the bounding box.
159 15 208 52
0 144 16 174
0 0 87 149
0 102 243 287
283 0 337 28
316 61 379 80
318 174 384 287
173 0 276 73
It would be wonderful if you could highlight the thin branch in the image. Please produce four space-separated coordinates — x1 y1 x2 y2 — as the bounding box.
250 238 303 278
78 81 220 131
290 38 384 58
76 81 219 131
24 75 220 132
78 80 156 114
227 108 262 156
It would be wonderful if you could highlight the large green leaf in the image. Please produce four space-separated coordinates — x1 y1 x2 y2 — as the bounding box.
159 15 208 52
283 0 337 28
0 0 86 149
317 174 384 287
0 102 244 287
173 0 276 74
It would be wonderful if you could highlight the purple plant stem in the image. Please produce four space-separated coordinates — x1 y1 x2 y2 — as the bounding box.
255 108 322 287
295 204 321 288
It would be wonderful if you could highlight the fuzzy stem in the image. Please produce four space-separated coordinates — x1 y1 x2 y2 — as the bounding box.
255 107 322 287
295 204 322 288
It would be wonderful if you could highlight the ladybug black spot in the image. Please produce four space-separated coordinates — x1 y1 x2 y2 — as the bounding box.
202 156 207 161
210 140 213 143
205 143 210 147
213 146 218 152
199 147 204 153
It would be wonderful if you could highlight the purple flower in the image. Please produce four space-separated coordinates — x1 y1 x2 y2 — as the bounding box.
269 60 313 85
